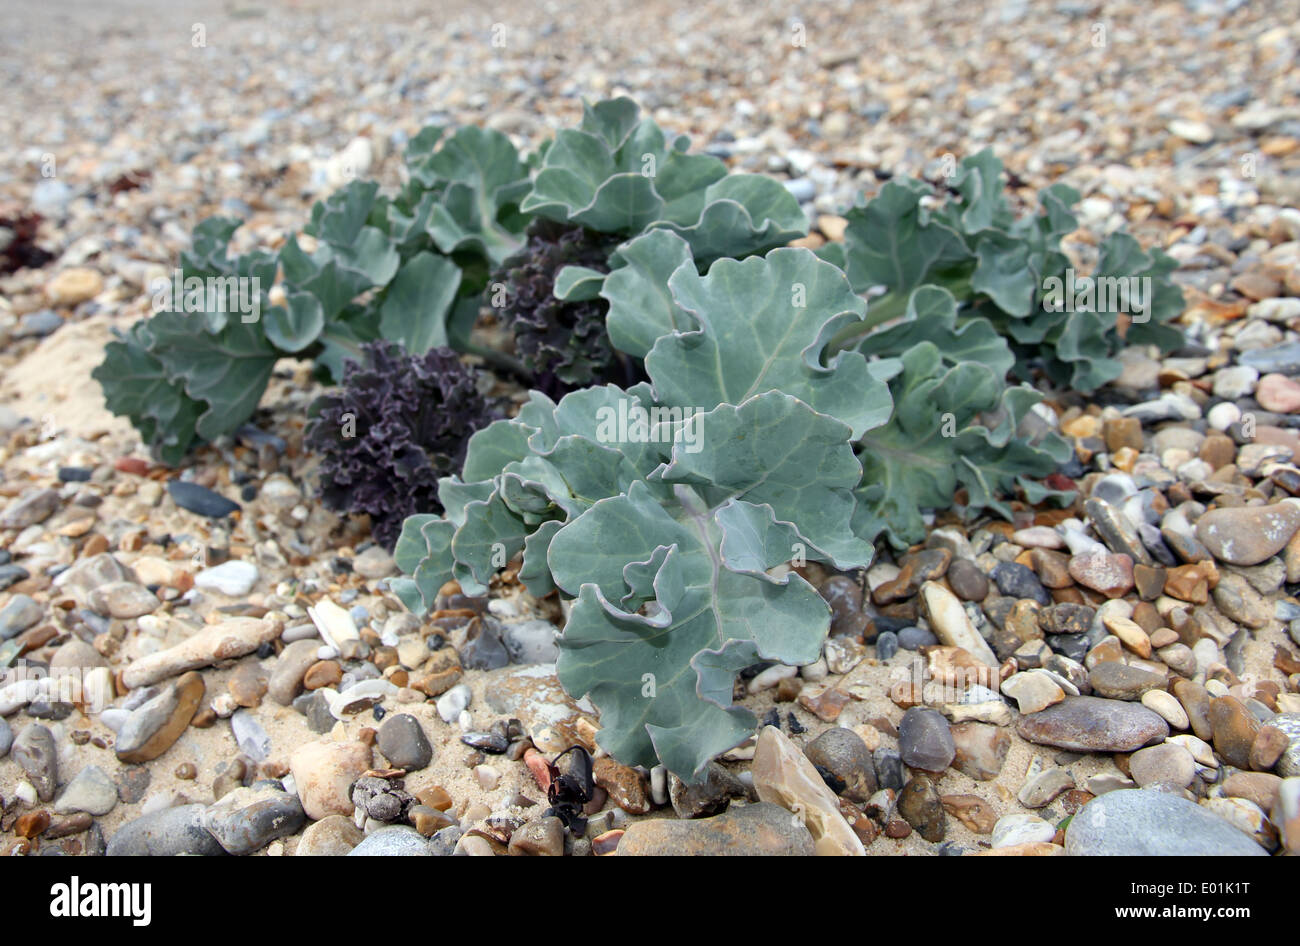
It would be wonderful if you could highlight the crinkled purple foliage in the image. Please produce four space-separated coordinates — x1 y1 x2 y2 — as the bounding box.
307 341 496 550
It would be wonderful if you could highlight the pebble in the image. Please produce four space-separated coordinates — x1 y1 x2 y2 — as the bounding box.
1209 696 1261 770
347 826 433 856
1129 743 1196 788
1195 502 1300 566
201 784 306 855
752 726 863 855
0 488 60 528
898 706 956 773
991 561 1051 605
1088 662 1166 701
920 581 998 667
1269 713 1300 776
54 764 119 815
377 713 433 770
194 560 260 596
1067 790 1267 856
946 558 989 601
351 545 396 580
289 739 373 820
950 721 1010 780
508 816 566 856
1017 696 1169 752
0 594 43 639
122 617 280 688
166 480 240 518
12 723 58 800
1067 552 1134 597
1018 762 1075 808
669 763 749 818
436 683 472 723
897 625 938 650
106 804 228 857
501 619 561 664
1141 689 1189 729
0 717 10 757
992 812 1056 849
1000 670 1065 714
897 774 946 842
296 814 365 855
804 727 877 802
268 638 323 705
115 671 205 763
592 757 652 814
1258 373 1300 413
231 709 272 761
617 801 814 856
88 581 160 619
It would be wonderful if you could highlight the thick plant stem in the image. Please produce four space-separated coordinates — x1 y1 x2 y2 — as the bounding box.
459 340 530 381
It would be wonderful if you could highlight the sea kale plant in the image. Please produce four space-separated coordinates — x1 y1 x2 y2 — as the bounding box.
393 245 1072 780
95 124 531 463
492 97 808 388
821 149 1185 392
305 340 497 550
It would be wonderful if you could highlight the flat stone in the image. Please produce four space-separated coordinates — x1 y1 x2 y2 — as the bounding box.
166 480 240 518
0 594 42 640
116 671 205 763
898 706 955 772
501 619 560 664
268 638 322 705
508 816 565 856
950 721 1010 780
296 814 364 855
1265 713 1300 776
201 785 306 855
1088 662 1166 700
1257 373 1300 413
377 713 433 770
669 762 749 818
1141 690 1189 729
804 727 877 802
290 739 373 820
593 757 652 814
1017 696 1169 753
920 581 998 667
992 812 1055 848
347 826 433 856
1251 726 1290 770
1065 790 1267 856
1000 670 1065 714
11 723 57 800
122 617 280 688
1195 502 1300 566
1173 679 1214 741
946 558 989 601
617 801 815 856
752 725 863 855
88 581 160 619
1067 552 1134 597
105 803 227 856
1222 771 1283 811
0 488 60 529
1129 744 1196 788
194 560 259 597
1018 765 1075 808
54 765 118 815
897 774 946 842
1209 696 1261 770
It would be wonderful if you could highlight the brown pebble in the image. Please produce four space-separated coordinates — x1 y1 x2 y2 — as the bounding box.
775 675 802 702
191 705 217 729
1249 725 1289 771
261 759 290 779
358 727 377 747
228 661 268 708
303 659 343 690
410 804 455 837
1173 679 1213 741
15 810 51 839
592 829 623 855
418 785 454 811
941 794 996 834
884 819 912 839
1208 695 1260 770
174 762 197 780
45 812 93 839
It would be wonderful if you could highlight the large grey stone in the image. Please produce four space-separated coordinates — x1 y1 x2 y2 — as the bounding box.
106 804 227 856
1065 789 1268 856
